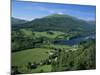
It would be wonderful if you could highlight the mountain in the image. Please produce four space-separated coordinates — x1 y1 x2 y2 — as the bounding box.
44 14 80 20
12 14 96 34
45 14 74 18
11 17 28 25
87 20 96 25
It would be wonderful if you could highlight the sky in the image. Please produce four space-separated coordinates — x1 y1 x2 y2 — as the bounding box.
12 0 96 21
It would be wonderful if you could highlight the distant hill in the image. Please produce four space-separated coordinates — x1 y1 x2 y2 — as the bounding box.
12 14 96 34
45 14 74 18
87 20 96 25
11 17 28 25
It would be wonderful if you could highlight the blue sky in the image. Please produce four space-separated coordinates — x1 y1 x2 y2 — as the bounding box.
12 0 96 21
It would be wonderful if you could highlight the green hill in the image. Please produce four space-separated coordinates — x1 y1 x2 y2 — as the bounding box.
11 17 28 25
12 14 95 35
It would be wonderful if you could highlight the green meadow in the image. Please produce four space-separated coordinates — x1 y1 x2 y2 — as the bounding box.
12 48 52 73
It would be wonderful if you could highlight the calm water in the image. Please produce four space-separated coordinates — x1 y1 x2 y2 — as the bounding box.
54 34 96 45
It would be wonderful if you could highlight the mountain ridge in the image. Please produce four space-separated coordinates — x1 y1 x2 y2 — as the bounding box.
12 14 95 34
11 17 28 24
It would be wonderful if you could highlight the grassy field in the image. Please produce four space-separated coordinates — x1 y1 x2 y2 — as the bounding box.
12 44 80 73
34 31 65 39
19 29 67 39
12 48 52 73
30 65 52 73
12 29 82 73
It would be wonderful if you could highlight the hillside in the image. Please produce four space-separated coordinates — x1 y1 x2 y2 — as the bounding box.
12 14 95 35
11 17 28 25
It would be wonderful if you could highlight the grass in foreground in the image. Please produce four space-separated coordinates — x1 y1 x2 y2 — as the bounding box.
12 48 52 73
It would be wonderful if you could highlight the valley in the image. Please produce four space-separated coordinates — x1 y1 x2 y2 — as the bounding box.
11 14 96 74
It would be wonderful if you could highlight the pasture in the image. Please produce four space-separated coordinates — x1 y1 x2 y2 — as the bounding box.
12 48 52 73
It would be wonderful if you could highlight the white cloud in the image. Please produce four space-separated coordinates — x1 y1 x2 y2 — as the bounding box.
33 6 66 14
57 12 64 15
